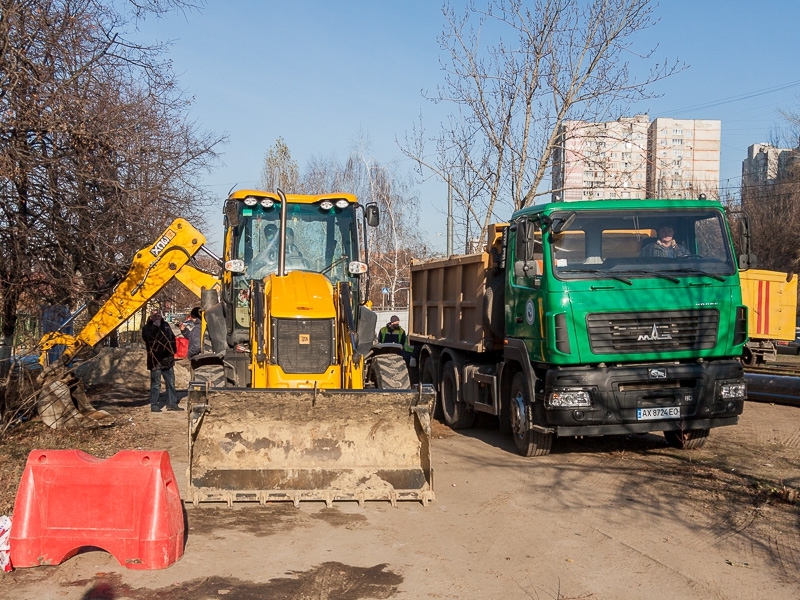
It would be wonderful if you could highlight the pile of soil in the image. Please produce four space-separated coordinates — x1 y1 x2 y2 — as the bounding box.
75 346 192 392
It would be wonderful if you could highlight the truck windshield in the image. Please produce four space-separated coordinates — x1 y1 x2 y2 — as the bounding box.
548 209 736 280
233 201 357 285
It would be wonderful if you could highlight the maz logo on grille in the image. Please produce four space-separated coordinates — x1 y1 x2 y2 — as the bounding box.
649 368 667 379
637 324 673 341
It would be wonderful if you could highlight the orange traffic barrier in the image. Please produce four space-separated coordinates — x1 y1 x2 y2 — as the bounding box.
10 449 184 570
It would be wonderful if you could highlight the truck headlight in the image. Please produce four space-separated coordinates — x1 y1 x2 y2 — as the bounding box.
547 390 591 408
720 382 746 399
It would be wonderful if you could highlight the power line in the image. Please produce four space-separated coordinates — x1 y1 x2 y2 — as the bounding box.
660 80 800 115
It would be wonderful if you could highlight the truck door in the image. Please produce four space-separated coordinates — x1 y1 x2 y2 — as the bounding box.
507 218 545 359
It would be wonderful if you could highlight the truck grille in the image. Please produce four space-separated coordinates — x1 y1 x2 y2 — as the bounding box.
586 309 719 354
273 318 334 374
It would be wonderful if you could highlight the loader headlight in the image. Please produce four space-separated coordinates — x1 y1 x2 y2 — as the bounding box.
260 198 274 208
335 199 349 208
547 390 591 408
243 196 259 207
348 261 368 274
225 259 245 273
719 381 746 400
319 200 333 210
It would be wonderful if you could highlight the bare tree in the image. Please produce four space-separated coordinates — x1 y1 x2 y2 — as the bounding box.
0 0 223 378
402 0 683 246
260 137 301 192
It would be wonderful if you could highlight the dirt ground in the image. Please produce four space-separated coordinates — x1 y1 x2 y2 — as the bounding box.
1 353 799 599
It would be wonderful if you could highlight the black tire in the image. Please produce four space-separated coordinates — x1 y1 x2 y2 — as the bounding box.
483 277 505 340
369 354 411 389
440 361 475 430
664 428 709 450
191 363 227 387
499 380 513 436
509 372 552 457
421 358 442 420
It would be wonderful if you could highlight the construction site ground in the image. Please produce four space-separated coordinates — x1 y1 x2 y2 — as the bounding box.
1 348 799 600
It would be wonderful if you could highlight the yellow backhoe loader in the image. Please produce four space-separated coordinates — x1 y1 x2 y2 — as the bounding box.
36 190 434 506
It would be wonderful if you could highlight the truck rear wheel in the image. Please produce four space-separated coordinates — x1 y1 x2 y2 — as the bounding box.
510 372 552 457
664 428 709 450
421 359 442 420
369 354 411 389
441 361 475 429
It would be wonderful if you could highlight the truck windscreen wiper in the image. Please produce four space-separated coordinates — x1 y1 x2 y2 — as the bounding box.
664 268 726 282
610 269 680 284
558 269 632 285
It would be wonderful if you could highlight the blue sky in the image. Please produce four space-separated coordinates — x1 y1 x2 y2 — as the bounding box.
135 1 800 252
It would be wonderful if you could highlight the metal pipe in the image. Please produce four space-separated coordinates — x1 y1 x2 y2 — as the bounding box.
277 188 288 277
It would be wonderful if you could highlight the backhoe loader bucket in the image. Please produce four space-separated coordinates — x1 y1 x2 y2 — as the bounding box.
36 369 114 429
186 384 435 507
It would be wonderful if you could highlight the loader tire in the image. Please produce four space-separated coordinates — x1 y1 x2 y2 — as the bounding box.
192 363 227 388
369 354 411 390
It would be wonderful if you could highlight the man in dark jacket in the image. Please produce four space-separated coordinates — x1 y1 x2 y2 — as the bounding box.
142 309 181 412
379 315 407 346
179 307 203 360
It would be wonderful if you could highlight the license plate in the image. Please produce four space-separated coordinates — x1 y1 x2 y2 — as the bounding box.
637 406 680 420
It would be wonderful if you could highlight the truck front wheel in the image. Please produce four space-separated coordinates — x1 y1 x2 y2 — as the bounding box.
510 372 552 457
664 428 709 450
441 361 475 430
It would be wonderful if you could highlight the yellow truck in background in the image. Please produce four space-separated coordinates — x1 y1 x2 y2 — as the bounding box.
739 269 798 365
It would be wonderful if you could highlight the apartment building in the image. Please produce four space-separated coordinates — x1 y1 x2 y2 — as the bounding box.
741 142 800 210
646 118 721 199
552 116 721 201
552 115 649 201
742 143 796 188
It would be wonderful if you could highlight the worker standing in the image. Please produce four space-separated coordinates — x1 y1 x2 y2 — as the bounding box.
379 315 406 345
142 309 181 412
179 307 203 360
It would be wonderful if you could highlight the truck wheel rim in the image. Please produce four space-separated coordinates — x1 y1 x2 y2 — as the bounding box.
511 392 526 437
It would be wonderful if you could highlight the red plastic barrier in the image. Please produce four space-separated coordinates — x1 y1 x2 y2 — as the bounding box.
175 336 189 359
10 449 184 570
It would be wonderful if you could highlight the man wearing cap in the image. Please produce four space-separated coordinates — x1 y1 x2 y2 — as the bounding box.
379 315 407 346
142 309 181 412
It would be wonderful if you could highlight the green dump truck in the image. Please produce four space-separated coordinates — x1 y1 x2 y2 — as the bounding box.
410 198 748 456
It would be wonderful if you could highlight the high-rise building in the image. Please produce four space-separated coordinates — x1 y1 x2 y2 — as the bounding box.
646 118 721 199
552 116 721 201
741 143 800 211
552 115 649 201
742 143 795 188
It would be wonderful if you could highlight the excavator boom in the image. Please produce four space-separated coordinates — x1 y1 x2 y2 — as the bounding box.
37 219 217 428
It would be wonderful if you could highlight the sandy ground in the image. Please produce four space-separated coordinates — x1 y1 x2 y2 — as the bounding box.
1 352 798 599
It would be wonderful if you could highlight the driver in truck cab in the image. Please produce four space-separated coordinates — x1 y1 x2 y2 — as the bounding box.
640 224 689 258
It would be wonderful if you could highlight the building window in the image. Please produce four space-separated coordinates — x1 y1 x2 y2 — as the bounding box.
672 139 683 145
673 128 683 135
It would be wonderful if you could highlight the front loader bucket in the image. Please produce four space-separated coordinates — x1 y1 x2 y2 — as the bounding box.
186 384 435 507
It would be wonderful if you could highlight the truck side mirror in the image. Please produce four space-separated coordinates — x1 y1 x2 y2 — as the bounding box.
365 203 380 227
514 260 541 278
735 213 756 270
